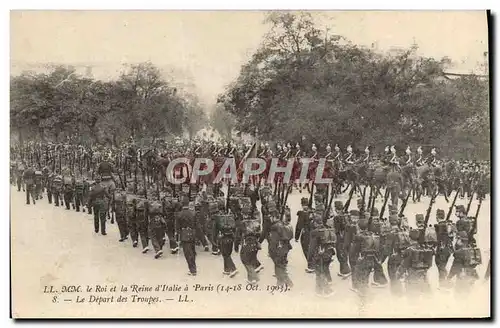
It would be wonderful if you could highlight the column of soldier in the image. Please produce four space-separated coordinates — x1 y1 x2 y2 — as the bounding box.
10 138 490 298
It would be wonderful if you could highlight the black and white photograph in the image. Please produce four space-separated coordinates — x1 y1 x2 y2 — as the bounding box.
9 10 491 318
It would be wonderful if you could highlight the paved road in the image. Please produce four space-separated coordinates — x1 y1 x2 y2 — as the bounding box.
11 185 490 318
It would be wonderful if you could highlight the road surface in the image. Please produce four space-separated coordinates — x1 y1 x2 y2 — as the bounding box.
11 185 490 318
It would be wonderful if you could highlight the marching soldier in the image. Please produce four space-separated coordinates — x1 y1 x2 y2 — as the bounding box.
34 168 43 200
134 192 150 253
386 213 411 295
428 148 438 167
235 210 263 284
344 209 360 285
309 211 336 297
415 146 425 167
447 231 481 294
261 201 293 287
404 146 412 165
74 176 85 212
16 160 26 192
344 145 355 165
295 197 314 272
194 202 210 252
88 176 110 235
62 173 75 210
163 197 180 254
177 196 198 276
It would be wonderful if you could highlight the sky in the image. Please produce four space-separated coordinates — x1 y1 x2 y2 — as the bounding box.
10 11 489 108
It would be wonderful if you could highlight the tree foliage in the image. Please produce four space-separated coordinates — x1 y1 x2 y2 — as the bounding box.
219 12 490 159
10 62 207 145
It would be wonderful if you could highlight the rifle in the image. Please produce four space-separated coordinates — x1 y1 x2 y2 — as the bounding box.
420 191 438 244
343 183 356 212
378 188 390 220
445 189 460 221
399 188 412 217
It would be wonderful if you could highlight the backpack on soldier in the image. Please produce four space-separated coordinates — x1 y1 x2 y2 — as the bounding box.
232 185 245 197
410 247 433 270
75 180 84 192
464 247 482 267
259 186 271 199
215 214 236 232
359 232 380 256
395 229 411 251
279 222 294 241
242 219 261 235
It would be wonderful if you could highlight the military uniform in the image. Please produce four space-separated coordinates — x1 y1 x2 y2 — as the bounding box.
333 201 351 277
369 210 388 287
16 162 26 192
132 195 150 252
398 229 433 296
177 198 198 275
34 169 43 200
434 209 455 286
344 210 360 285
62 175 75 210
22 167 36 205
386 214 411 295
114 191 129 242
447 231 481 294
163 197 180 254
262 206 293 287
235 211 263 283
194 202 210 251
74 178 85 212
213 211 238 276
88 178 110 235
295 198 314 272
148 200 166 259
350 217 380 294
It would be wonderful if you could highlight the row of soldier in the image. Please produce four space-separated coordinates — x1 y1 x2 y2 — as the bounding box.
11 158 488 298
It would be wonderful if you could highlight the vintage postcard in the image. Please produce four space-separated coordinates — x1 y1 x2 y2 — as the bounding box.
10 10 490 318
